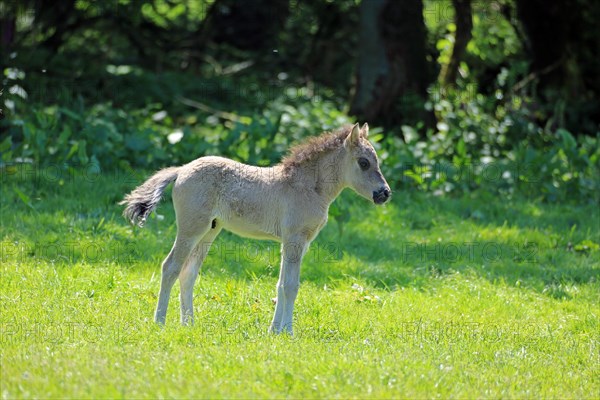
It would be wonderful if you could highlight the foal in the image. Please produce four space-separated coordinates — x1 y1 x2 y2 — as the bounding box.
120 123 391 334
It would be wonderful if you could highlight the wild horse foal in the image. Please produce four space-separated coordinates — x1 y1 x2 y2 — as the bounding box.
120 123 391 334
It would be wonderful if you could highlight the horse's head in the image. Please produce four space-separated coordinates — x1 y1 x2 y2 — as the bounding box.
343 123 391 205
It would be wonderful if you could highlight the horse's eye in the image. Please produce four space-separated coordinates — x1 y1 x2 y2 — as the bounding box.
358 157 370 170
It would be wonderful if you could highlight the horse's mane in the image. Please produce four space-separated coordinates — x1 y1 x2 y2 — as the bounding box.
281 125 352 172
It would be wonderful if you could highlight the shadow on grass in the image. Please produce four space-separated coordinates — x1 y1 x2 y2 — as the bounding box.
2 175 598 299
322 191 599 296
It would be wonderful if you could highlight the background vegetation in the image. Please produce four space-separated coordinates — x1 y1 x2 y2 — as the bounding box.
1 0 598 398
1 0 599 202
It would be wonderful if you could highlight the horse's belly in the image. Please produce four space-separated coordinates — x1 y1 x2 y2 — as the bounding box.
221 218 281 241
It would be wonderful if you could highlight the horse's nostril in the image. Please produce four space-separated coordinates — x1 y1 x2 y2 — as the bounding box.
373 188 390 204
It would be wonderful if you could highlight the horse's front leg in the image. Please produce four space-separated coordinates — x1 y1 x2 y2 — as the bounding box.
270 236 309 335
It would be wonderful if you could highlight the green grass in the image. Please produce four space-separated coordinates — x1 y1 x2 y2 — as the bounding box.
1 166 599 398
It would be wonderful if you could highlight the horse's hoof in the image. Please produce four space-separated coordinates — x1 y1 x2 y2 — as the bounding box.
268 325 281 334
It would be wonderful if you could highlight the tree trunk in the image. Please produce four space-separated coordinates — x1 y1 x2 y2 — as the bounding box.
350 0 432 129
440 0 472 85
516 0 600 135
1 17 15 50
516 0 571 91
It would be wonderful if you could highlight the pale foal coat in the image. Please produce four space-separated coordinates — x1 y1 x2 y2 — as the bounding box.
120 123 391 334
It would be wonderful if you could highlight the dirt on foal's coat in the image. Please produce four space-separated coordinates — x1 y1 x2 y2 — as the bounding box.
120 123 391 334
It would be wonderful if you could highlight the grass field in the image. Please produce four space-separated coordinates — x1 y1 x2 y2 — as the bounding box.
1 166 599 398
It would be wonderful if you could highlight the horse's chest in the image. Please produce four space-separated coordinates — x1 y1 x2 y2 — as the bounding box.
309 215 329 240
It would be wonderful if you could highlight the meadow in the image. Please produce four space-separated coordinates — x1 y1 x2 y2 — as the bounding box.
1 164 598 398
3 0 600 397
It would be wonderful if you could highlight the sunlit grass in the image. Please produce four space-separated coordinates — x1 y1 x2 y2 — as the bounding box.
1 170 598 398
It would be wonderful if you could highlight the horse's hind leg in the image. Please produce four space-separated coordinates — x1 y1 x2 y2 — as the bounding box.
179 225 221 325
154 220 212 325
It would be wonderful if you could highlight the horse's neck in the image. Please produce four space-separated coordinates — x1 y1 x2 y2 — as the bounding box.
296 150 346 206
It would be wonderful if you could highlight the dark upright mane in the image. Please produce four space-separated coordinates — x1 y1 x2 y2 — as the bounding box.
280 125 351 172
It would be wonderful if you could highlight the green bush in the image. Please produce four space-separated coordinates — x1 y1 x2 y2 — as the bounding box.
2 67 598 204
376 83 599 203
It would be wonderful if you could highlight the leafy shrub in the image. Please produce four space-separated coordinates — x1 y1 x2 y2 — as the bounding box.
375 81 599 203
2 67 597 204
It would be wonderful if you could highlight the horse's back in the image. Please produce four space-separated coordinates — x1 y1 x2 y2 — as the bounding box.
171 156 286 240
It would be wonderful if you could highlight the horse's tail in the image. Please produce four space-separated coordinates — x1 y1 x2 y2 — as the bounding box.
119 167 180 227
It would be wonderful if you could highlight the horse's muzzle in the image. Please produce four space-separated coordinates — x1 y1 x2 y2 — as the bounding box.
373 187 391 204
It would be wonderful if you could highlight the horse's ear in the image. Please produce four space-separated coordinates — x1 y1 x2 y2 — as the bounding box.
346 123 361 147
361 123 369 139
